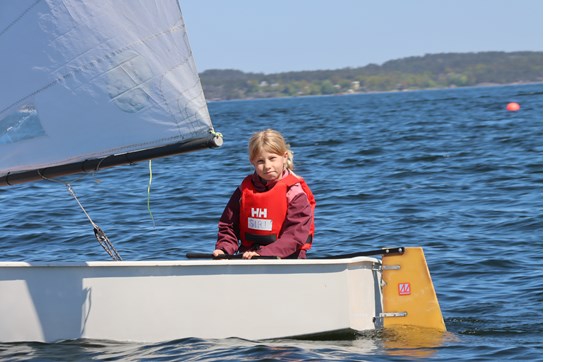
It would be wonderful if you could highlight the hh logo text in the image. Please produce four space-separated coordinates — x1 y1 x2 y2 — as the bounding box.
251 208 267 218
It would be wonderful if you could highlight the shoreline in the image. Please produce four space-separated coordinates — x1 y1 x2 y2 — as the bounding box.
206 81 542 103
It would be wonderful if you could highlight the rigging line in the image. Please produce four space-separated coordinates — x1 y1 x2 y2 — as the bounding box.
147 160 155 226
66 184 97 228
66 183 122 261
0 0 42 38
37 167 87 186
209 128 223 139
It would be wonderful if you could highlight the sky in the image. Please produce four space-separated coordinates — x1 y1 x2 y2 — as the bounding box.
180 0 543 74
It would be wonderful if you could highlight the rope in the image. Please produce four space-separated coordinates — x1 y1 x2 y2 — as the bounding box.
66 183 122 261
209 128 223 139
147 160 155 226
0 0 42 38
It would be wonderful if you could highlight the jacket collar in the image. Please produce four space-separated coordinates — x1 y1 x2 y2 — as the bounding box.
251 169 289 191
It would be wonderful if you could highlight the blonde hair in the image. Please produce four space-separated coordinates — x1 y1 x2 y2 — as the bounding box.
248 129 294 171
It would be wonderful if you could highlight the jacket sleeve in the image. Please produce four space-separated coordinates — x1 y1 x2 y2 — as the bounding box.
215 187 242 255
256 188 312 258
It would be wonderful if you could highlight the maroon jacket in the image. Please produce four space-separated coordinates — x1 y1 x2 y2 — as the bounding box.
215 171 313 259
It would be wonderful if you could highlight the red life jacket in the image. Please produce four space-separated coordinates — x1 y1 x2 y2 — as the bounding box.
239 173 315 250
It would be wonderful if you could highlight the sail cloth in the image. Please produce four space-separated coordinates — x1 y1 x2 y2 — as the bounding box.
0 0 221 186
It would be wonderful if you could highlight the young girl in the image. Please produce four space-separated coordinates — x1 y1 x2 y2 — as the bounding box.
213 129 315 259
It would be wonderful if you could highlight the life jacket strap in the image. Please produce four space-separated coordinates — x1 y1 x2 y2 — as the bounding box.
244 233 277 246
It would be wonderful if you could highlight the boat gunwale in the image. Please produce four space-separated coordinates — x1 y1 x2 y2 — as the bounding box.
0 256 380 268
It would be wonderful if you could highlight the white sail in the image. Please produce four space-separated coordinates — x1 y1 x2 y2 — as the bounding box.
0 0 220 185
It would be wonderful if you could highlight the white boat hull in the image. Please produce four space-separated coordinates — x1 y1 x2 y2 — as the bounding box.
0 257 382 342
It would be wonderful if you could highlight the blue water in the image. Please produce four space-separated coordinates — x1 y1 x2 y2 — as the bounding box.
0 84 543 360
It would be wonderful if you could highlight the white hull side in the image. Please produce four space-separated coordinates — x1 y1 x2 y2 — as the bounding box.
0 257 382 343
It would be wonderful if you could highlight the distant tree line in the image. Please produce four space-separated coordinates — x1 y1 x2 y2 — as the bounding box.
199 51 542 101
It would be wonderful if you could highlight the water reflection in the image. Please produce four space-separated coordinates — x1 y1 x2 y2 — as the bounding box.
381 326 457 358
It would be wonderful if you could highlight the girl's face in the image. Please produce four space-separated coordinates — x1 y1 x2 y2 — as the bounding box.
251 149 288 181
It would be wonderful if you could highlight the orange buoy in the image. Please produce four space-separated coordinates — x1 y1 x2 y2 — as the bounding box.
506 102 520 111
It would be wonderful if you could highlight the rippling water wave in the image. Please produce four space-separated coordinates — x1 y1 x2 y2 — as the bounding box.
0 84 543 360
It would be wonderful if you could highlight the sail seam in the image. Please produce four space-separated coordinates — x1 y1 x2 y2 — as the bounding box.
1 22 190 118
